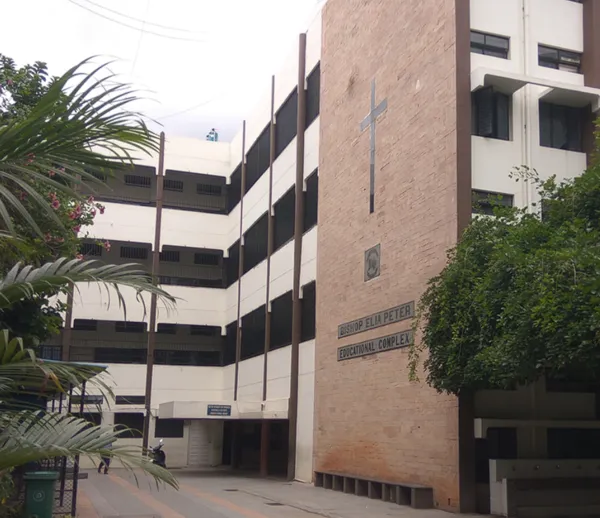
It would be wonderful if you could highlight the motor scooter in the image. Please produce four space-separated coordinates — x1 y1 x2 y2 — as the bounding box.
151 438 167 468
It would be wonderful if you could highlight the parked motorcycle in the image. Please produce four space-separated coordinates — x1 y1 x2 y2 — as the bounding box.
150 438 167 468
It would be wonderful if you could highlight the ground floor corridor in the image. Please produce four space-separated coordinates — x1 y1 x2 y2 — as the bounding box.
77 469 462 518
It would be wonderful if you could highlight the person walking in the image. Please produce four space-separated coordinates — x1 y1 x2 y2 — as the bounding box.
98 442 113 474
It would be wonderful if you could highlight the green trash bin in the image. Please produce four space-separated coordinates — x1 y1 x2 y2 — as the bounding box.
23 471 59 518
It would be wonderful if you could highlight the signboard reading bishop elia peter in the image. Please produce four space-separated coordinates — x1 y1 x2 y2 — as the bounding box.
337 301 415 339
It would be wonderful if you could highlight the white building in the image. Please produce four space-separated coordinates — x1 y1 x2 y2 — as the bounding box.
44 0 600 515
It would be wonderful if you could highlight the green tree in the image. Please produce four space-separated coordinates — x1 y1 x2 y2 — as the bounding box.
0 55 176 507
410 138 600 395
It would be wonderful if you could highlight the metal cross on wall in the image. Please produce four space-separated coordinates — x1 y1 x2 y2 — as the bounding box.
360 79 388 214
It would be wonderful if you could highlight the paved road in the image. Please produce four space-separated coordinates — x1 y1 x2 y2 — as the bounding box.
78 469 453 518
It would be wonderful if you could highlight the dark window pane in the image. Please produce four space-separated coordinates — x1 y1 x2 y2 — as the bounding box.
486 35 509 50
197 184 222 196
241 305 266 360
157 323 177 334
304 170 319 232
115 321 146 333
120 246 149 260
194 252 220 266
306 63 320 127
470 31 509 59
125 175 152 188
270 291 293 350
475 87 495 137
301 281 316 342
190 325 220 336
539 101 553 147
227 164 242 213
81 242 102 257
495 93 510 140
472 88 510 141
470 31 485 45
94 348 146 364
224 322 237 366
159 250 180 262
243 213 268 274
275 89 298 157
472 190 514 215
274 188 295 251
73 319 97 331
539 101 584 152
164 179 184 192
114 412 144 439
155 418 184 438
115 395 146 405
226 240 240 287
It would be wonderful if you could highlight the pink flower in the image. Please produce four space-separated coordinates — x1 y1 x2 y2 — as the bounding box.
51 198 60 210
76 253 83 260
19 191 27 200
68 211 77 220
98 205 105 215
6 79 13 86
90 208 96 217
44 233 51 242
103 240 111 252
48 192 56 200
73 225 81 234
48 170 56 177
88 196 95 203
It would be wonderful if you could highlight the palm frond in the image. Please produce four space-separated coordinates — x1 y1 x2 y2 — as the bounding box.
0 411 178 489
0 258 176 318
0 58 158 236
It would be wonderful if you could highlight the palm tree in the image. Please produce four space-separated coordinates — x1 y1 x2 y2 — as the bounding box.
0 57 179 499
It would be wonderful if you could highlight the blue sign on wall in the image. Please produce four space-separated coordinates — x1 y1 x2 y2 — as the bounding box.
207 404 232 417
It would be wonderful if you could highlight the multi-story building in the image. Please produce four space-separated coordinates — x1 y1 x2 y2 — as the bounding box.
315 0 600 516
46 0 600 515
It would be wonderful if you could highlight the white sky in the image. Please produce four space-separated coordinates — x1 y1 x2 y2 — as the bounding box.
1 0 322 141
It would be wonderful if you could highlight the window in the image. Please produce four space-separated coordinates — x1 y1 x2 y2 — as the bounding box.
227 164 242 213
275 88 298 157
306 63 321 127
274 188 295 251
194 252 219 266
155 418 184 438
155 350 221 366
245 125 271 192
301 281 316 342
470 31 509 59
39 345 62 360
115 321 146 333
540 102 586 152
472 87 510 140
76 412 102 427
120 246 149 260
548 428 600 459
538 45 582 73
224 322 237 366
70 394 104 405
472 190 514 215
159 276 222 288
241 305 266 360
304 170 318 232
73 319 97 331
114 412 144 439
115 395 146 405
243 213 268 274
94 348 146 364
81 242 102 257
159 250 180 262
125 175 152 188
91 171 107 182
197 183 222 196
164 179 184 192
190 325 220 336
270 291 293 350
157 323 177 334
226 241 240 286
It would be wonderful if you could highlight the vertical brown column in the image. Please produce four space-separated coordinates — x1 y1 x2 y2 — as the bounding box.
582 0 600 163
61 293 73 361
287 33 307 482
234 121 247 401
455 0 476 513
142 131 165 450
261 76 277 477
231 123 247 470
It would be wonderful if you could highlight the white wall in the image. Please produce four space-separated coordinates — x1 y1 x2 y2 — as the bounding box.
296 339 315 482
156 286 226 328
70 285 151 325
470 0 588 211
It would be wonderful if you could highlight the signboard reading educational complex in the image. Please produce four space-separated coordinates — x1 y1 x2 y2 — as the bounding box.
338 330 413 361
337 301 415 339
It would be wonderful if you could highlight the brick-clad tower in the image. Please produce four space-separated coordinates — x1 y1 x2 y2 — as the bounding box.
315 0 472 510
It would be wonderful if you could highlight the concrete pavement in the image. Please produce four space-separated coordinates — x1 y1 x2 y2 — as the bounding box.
77 469 461 518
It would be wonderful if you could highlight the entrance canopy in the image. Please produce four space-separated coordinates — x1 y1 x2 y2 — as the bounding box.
158 398 288 420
